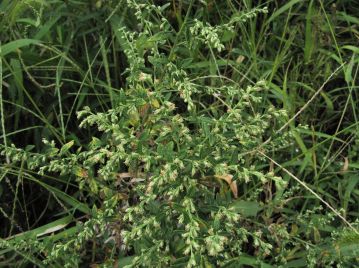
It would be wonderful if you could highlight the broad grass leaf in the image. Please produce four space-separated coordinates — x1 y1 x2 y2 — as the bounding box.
0 39 40 57
344 55 355 83
5 215 73 242
337 11 359 25
304 0 315 63
222 254 274 267
343 175 359 214
342 45 359 54
267 0 302 24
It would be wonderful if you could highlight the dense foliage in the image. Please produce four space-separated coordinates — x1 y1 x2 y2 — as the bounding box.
0 0 358 267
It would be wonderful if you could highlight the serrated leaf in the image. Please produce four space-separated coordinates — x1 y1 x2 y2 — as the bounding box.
60 140 74 155
73 166 88 178
128 106 140 126
89 137 102 149
150 98 160 108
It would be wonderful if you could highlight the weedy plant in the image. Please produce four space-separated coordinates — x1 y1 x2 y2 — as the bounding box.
1 0 359 267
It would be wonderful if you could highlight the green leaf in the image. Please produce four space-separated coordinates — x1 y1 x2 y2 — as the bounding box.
343 175 359 214
89 136 102 149
337 11 359 25
344 55 355 83
222 254 274 267
60 140 74 155
319 230 359 259
342 45 359 54
5 215 73 242
230 200 262 217
285 258 307 267
0 39 41 57
304 0 314 63
157 141 174 159
30 177 91 214
267 0 302 24
117 256 135 267
128 106 140 126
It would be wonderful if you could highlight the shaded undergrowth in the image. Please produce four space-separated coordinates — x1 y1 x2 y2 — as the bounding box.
0 0 358 267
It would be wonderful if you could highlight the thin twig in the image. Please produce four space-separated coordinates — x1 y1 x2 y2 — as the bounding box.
239 63 346 158
0 42 9 163
259 151 359 235
276 63 346 134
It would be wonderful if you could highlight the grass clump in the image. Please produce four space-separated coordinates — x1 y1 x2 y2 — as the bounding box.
1 0 359 267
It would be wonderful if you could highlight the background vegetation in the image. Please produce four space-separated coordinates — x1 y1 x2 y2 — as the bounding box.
0 0 358 267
